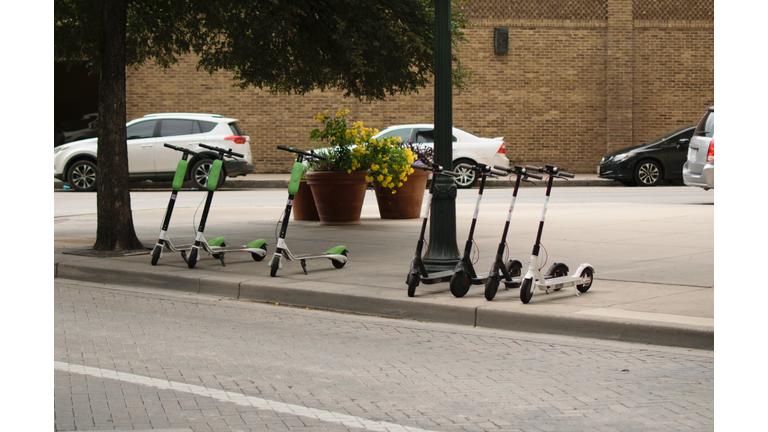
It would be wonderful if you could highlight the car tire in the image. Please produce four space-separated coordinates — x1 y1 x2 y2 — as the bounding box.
67 160 98 192
190 159 226 190
634 160 662 186
452 159 478 188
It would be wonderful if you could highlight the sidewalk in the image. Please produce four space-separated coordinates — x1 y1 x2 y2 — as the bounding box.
54 182 714 351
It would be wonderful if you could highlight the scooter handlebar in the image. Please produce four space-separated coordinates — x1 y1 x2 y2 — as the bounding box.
163 143 201 156
494 164 541 178
198 143 244 159
410 162 460 177
277 145 327 161
526 164 575 179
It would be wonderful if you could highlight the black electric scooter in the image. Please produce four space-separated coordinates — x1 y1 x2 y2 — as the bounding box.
151 144 204 265
269 146 348 277
482 165 543 300
185 143 268 268
448 163 508 297
406 162 460 297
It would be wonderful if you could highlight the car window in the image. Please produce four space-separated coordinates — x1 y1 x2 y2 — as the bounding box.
159 119 201 137
200 121 217 133
695 110 714 138
126 120 157 139
229 122 245 135
415 129 457 143
377 128 412 143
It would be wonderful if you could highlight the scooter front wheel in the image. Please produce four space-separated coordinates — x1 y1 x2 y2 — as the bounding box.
450 270 472 298
187 248 198 269
270 257 280 277
150 246 162 266
484 272 500 301
520 278 534 304
407 272 419 297
577 267 594 293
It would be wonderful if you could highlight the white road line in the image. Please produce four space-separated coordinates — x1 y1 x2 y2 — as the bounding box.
55 361 435 432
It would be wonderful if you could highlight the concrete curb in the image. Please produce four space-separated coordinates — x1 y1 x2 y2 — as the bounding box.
55 257 713 350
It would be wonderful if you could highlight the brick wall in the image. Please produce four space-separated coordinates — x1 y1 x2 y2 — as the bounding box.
125 0 713 174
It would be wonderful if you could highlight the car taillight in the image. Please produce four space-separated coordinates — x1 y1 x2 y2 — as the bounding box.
497 142 506 154
706 140 714 162
225 135 246 144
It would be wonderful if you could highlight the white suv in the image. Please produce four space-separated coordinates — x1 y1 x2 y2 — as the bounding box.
54 113 254 192
683 106 714 190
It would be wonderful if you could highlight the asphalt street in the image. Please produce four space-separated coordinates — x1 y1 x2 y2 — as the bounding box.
55 279 714 432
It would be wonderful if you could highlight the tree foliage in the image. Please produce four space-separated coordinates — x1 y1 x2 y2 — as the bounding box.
55 0 471 101
54 0 470 251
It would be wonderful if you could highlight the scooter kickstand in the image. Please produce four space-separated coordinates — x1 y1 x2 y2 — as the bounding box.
217 252 226 267
301 259 308 275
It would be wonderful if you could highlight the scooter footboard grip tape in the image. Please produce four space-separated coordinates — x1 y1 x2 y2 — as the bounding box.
207 159 223 191
288 161 304 195
172 159 188 191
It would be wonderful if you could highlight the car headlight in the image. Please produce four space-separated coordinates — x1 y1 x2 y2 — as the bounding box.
612 153 633 163
54 146 68 155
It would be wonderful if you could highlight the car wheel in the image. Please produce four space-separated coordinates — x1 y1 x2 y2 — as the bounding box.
634 160 662 186
67 160 98 192
452 159 477 188
190 159 225 190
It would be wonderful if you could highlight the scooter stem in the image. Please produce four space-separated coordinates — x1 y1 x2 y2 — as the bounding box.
532 174 555 256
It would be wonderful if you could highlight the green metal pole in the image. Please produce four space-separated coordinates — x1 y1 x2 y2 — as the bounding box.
425 0 461 272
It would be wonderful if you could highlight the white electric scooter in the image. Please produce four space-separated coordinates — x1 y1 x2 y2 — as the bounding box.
519 165 594 304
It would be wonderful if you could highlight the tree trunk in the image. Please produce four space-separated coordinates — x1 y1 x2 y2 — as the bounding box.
93 0 144 251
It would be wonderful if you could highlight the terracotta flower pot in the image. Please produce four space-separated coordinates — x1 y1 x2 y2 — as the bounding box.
373 169 429 219
291 180 320 221
305 170 369 224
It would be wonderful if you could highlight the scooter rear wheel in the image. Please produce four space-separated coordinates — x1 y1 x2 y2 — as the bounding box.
450 270 472 298
331 250 348 269
577 267 594 293
251 245 268 262
520 278 534 304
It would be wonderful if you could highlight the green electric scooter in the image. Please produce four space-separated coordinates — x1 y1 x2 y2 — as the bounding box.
184 143 268 268
268 145 348 276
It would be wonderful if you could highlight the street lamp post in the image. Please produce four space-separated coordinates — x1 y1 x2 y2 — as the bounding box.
425 0 461 272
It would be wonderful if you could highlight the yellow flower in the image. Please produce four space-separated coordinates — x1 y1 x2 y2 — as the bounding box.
377 174 384 182
382 167 388 174
392 190 397 194
365 176 373 181
348 169 352 174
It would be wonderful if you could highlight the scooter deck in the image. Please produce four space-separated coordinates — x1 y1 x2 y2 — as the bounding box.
210 246 265 253
501 277 523 288
534 275 582 290
420 270 454 284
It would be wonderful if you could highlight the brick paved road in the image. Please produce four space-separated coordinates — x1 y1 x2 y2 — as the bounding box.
55 280 713 432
